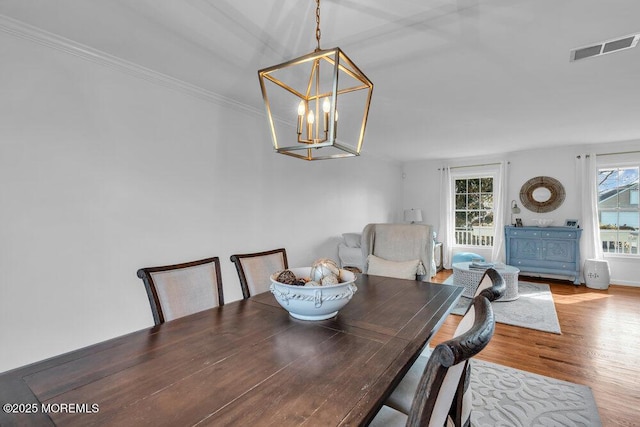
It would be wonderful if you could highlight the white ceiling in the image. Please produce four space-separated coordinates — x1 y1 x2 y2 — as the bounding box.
2 0 639 162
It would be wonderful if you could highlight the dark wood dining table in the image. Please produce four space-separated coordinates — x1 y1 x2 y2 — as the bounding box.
0 274 462 426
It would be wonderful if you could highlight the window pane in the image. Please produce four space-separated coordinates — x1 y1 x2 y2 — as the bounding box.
468 179 480 193
455 212 467 228
468 211 480 226
481 177 493 193
468 194 480 209
455 179 467 193
481 194 493 209
599 167 639 209
481 211 494 226
455 194 467 209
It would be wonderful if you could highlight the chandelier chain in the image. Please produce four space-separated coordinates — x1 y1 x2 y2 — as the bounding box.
315 0 321 50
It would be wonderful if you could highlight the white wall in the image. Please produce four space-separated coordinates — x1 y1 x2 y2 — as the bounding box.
402 144 640 286
0 33 402 373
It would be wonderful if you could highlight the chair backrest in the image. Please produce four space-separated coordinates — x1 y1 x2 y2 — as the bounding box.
455 268 506 334
447 268 505 427
136 257 224 326
230 248 288 299
474 267 506 301
361 223 435 280
407 296 495 427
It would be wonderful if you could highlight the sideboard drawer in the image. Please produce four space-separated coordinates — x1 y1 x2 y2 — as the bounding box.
507 229 542 238
540 230 579 239
510 258 576 272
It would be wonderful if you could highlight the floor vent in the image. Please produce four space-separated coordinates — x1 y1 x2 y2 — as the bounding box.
570 33 640 61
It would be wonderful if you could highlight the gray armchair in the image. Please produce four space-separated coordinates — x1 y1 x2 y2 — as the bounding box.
361 223 436 280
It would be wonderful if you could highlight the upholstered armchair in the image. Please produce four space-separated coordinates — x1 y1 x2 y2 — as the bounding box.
361 223 436 280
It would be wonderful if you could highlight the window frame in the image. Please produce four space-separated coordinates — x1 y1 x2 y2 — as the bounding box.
450 167 499 248
596 160 639 258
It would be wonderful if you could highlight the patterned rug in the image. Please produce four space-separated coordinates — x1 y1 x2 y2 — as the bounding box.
443 279 562 334
470 359 602 426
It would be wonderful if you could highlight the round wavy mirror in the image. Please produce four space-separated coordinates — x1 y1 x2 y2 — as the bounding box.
519 176 565 213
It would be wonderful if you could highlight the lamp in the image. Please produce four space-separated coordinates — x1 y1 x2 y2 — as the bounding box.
511 200 521 225
404 209 423 224
258 0 373 161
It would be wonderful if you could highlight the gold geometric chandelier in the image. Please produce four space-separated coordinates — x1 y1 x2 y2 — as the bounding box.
258 0 373 160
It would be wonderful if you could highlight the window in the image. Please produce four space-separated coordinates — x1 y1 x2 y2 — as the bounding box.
454 176 494 246
598 166 639 255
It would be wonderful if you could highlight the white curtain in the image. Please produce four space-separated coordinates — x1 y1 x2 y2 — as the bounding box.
491 161 507 263
577 153 603 262
438 166 454 269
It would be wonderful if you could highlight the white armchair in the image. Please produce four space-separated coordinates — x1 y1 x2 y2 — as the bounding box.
361 223 436 280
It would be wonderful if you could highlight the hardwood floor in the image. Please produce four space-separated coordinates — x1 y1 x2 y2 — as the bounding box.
430 270 640 427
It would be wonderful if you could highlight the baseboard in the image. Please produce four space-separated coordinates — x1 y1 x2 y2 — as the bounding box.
517 273 640 287
609 280 640 287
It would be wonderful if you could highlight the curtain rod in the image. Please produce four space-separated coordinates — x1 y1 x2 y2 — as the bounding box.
438 161 508 171
577 150 640 159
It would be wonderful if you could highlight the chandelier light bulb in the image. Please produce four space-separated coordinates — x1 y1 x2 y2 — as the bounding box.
297 101 306 134
322 98 330 132
307 110 315 124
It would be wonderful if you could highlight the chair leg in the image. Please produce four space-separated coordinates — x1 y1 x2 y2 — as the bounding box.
449 362 471 427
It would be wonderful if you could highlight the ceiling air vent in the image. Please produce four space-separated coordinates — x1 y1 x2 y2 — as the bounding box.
570 33 640 61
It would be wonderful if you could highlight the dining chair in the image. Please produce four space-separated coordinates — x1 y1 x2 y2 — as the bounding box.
449 267 505 425
136 256 224 326
395 268 505 426
230 248 288 299
369 296 496 427
420 267 504 358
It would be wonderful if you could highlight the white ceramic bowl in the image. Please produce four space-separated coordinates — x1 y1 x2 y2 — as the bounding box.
269 267 357 321
532 218 554 227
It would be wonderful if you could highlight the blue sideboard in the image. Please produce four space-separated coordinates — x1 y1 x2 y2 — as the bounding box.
505 226 582 284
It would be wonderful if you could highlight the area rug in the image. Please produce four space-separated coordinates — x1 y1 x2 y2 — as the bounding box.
470 359 602 426
443 278 562 334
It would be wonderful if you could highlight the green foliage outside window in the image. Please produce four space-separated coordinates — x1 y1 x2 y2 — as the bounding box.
454 177 494 246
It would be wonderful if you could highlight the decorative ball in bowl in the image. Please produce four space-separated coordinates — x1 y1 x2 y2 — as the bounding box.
532 218 554 227
269 266 357 321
